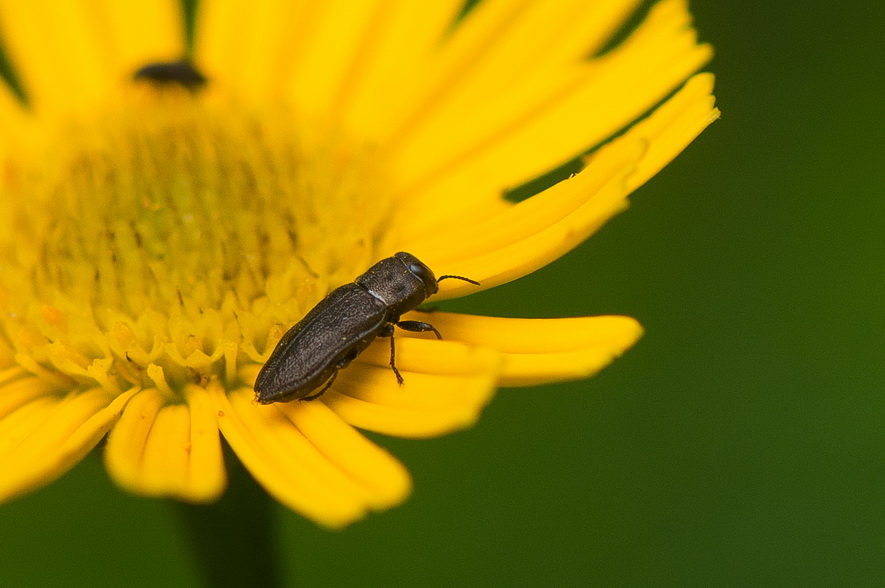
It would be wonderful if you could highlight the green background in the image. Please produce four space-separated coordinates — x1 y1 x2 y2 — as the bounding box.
1 1 883 586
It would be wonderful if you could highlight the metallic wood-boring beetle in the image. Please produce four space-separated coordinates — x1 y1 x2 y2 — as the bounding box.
133 59 207 90
254 252 478 404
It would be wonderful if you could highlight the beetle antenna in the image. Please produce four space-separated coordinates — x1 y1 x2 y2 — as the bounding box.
437 274 480 286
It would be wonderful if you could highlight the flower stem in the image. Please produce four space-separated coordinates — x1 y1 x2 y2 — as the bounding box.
172 447 283 587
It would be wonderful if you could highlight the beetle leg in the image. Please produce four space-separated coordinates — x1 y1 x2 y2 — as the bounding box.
384 320 442 387
395 320 442 340
388 335 405 386
302 370 338 401
378 323 405 386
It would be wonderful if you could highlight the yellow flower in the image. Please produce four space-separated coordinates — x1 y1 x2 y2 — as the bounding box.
0 0 717 528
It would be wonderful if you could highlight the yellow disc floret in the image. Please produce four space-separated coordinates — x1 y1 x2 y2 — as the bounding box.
0 88 395 402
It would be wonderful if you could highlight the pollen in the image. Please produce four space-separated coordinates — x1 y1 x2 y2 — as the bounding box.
0 88 394 401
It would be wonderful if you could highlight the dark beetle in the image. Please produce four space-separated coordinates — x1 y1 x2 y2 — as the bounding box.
254 252 478 404
133 59 207 90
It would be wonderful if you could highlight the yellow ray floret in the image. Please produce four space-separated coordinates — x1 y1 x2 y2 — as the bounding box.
104 386 225 503
407 313 644 387
196 0 321 102
388 0 710 217
377 0 643 147
0 0 184 116
409 138 640 294
325 338 500 438
410 71 718 296
0 82 30 154
275 399 412 504
0 383 136 502
211 384 412 529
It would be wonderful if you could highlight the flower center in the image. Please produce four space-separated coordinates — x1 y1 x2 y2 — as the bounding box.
0 89 395 399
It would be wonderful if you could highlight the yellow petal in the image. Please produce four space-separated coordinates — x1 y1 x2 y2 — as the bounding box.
0 374 53 418
323 390 492 439
323 338 499 438
0 1 107 114
342 348 498 412
0 81 30 153
184 384 227 500
0 1 183 116
387 0 710 219
275 399 412 507
200 1 405 111
410 313 643 386
283 0 383 117
194 0 316 100
337 0 464 136
99 1 187 79
0 385 135 502
130 400 191 494
104 386 225 503
378 0 641 146
105 388 163 489
409 136 642 297
356 335 503 378
623 73 720 191
211 384 407 528
408 71 718 298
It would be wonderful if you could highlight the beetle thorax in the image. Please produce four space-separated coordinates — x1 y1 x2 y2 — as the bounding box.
355 256 432 317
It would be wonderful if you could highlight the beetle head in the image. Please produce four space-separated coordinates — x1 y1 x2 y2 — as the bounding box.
394 252 439 296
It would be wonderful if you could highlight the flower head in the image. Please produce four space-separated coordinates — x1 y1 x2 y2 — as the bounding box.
0 0 717 527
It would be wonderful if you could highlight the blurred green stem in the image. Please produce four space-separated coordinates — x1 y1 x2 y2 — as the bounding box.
173 448 283 588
